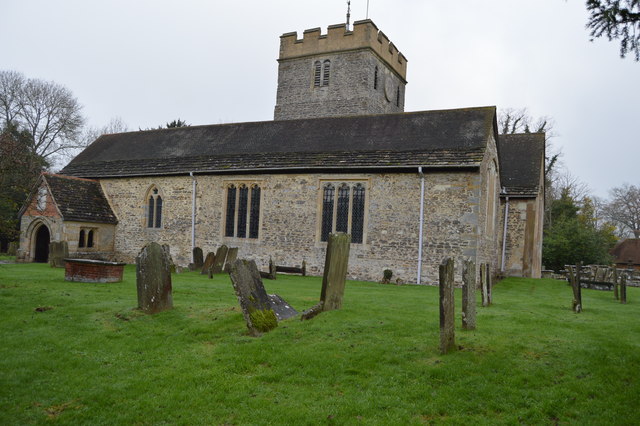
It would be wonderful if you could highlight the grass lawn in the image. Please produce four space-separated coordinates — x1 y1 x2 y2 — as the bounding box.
1 263 639 424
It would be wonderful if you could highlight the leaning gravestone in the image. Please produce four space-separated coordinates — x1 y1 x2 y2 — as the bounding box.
210 245 229 274
193 247 204 269
228 259 297 336
223 247 238 273
301 233 351 320
620 272 628 304
201 251 216 275
462 259 477 330
439 258 456 354
162 244 176 273
136 242 173 314
480 263 489 307
613 267 619 300
48 241 68 268
569 263 582 313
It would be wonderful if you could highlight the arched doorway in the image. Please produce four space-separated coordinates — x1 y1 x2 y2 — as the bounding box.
34 225 50 263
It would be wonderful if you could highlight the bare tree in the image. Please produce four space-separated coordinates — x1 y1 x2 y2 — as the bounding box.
604 183 640 238
0 70 85 165
81 117 129 146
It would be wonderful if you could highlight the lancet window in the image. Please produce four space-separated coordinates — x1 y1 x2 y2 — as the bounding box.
320 181 367 244
225 182 261 239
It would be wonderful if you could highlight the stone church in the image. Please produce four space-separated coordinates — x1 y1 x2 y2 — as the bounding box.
17 20 545 283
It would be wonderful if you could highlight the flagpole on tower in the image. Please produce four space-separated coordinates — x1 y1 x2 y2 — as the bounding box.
366 0 370 19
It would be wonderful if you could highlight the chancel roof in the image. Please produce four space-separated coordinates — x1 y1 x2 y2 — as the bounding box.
43 174 118 224
497 133 545 197
61 107 497 178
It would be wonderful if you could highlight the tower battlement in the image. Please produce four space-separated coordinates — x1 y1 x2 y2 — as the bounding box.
279 19 407 80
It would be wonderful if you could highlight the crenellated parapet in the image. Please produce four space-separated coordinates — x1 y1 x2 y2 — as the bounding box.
279 19 407 80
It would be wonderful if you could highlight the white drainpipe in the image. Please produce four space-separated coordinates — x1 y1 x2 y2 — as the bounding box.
417 166 425 284
501 193 510 272
190 172 197 260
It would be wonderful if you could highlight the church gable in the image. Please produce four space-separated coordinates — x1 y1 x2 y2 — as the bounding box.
497 133 545 197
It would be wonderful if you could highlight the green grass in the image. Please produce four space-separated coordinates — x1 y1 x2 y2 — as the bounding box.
0 254 16 262
1 263 639 424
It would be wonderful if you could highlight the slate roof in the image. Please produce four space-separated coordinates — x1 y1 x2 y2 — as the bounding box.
61 107 497 178
497 133 545 197
44 174 118 224
610 239 640 266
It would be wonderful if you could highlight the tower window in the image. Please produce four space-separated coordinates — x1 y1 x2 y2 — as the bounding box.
322 60 330 86
396 87 400 107
314 60 331 87
374 66 378 90
313 61 322 87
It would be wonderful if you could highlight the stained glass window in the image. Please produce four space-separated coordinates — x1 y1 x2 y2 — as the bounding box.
336 184 350 233
249 185 261 239
351 184 365 244
225 185 236 237
321 184 335 242
237 185 248 238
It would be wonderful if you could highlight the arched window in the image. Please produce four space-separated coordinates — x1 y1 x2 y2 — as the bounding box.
313 61 322 87
321 184 335 242
320 181 367 243
322 60 331 86
87 230 94 248
147 187 163 228
374 66 378 90
225 182 261 239
225 184 237 237
78 230 85 248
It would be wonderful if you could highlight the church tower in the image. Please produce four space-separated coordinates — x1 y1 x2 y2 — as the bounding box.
273 20 408 121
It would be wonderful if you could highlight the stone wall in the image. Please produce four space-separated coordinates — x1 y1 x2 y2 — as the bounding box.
499 195 543 278
274 49 405 120
100 169 496 284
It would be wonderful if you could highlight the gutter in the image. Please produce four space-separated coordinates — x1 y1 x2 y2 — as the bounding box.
417 166 426 284
190 172 197 259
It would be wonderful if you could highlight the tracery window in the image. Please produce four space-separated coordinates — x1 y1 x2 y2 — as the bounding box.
313 60 331 87
225 182 261 239
147 187 163 228
320 181 367 244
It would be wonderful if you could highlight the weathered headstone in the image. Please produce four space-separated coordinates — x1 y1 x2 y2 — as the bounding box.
620 272 628 304
223 247 238 273
480 263 490 307
228 259 279 336
267 294 299 321
161 244 176 273
439 258 456 354
570 263 582 313
192 247 204 269
201 251 216 275
462 259 476 330
210 245 229 274
136 242 173 314
486 263 492 305
320 233 351 311
301 260 307 276
7 242 17 256
613 268 620 300
48 241 68 268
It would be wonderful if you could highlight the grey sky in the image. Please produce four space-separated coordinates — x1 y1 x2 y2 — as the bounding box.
2 0 637 198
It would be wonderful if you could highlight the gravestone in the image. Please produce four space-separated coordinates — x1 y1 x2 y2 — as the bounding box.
223 247 238 273
192 247 204 269
569 263 582 313
210 245 229 274
301 233 351 320
267 294 299 321
613 268 619 300
201 251 216 275
320 233 351 311
136 242 173 314
228 259 286 336
162 244 176 273
480 263 490 307
48 241 68 268
462 259 476 330
620 273 627 304
439 258 456 354
7 242 17 256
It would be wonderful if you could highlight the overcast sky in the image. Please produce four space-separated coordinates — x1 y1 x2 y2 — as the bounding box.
2 0 638 198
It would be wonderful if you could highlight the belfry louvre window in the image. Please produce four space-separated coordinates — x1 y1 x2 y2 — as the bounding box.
313 60 331 87
147 187 163 228
225 183 261 239
374 66 378 90
320 181 367 244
